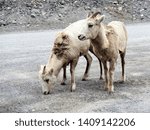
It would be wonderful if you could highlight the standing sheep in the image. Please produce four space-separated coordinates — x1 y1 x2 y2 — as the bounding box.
78 12 128 93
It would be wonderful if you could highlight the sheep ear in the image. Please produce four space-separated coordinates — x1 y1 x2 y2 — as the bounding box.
40 65 46 74
62 33 68 39
96 15 105 24
49 69 53 75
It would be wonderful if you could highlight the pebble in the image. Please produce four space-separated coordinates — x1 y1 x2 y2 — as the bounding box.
118 6 123 11
31 13 36 18
84 6 91 10
140 14 144 20
31 109 35 112
7 7 11 10
12 20 17 24
60 0 65 5
58 13 63 17
113 1 118 4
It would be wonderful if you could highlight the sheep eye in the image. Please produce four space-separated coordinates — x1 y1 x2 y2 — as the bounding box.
44 79 49 83
88 24 93 28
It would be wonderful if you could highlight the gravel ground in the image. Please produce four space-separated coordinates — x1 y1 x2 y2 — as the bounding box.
0 22 150 113
0 0 150 32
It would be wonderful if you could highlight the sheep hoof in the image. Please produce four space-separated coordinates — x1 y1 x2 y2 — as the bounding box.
70 87 76 92
118 80 124 84
70 89 75 92
99 76 103 80
43 91 47 95
61 82 66 85
108 89 114 94
104 87 108 91
70 84 76 92
108 91 113 95
82 78 87 81
43 91 50 95
82 74 88 81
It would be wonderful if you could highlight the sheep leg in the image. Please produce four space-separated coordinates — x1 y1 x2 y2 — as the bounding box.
61 66 67 85
70 58 78 92
120 52 126 82
82 53 92 81
102 61 109 91
98 59 103 80
109 60 115 93
89 46 103 80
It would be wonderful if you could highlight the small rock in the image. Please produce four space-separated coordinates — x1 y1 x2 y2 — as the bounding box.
0 20 5 26
113 1 118 4
132 15 136 20
74 0 79 7
31 13 36 18
26 3 32 8
42 11 46 16
104 7 108 10
31 8 40 18
58 13 63 17
140 9 144 12
65 0 69 2
7 7 11 10
60 0 65 5
74 1 78 4
58 18 63 21
118 7 123 11
63 11 67 15
12 20 17 24
31 109 35 112
140 14 144 20
59 5 64 8
0 12 4 16
84 6 91 10
31 9 40 14
27 24 30 27
49 13 53 17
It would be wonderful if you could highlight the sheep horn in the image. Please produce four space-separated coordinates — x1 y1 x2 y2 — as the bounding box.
91 12 102 18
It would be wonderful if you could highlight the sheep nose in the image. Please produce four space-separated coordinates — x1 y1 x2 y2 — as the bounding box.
78 34 86 41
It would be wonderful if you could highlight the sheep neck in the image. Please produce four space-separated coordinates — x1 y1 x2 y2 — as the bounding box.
94 24 109 49
47 54 65 77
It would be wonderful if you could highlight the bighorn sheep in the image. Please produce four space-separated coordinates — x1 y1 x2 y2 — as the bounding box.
39 21 103 95
78 12 127 93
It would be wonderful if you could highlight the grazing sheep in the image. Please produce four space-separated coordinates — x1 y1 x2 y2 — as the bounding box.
39 23 103 95
78 12 128 93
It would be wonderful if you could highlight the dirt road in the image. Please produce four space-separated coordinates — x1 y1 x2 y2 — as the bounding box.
0 22 150 113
